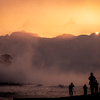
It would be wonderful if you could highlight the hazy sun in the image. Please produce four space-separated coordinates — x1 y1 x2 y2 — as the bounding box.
96 32 99 35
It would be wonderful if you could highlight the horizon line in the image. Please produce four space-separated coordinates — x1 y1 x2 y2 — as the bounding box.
0 31 99 38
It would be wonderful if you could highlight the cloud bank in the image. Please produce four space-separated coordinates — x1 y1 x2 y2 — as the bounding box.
0 31 100 86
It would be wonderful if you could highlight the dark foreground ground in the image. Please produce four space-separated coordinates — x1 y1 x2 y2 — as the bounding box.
0 92 100 100
13 93 100 100
60 93 100 100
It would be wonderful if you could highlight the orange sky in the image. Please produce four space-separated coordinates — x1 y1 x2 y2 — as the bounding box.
0 0 100 37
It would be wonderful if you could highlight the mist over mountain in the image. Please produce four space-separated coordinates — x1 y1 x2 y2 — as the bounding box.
10 31 40 38
54 34 75 39
0 31 100 85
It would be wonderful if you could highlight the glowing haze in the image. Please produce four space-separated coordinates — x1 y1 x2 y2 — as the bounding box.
0 0 100 37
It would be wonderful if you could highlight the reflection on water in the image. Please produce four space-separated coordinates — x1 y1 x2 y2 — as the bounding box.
0 85 91 100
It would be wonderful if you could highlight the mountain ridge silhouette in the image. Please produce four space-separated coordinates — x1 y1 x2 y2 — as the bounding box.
1 31 100 39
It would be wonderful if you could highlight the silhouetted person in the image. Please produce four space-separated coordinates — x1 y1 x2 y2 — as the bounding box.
83 84 88 96
69 82 74 96
89 73 96 94
95 80 99 93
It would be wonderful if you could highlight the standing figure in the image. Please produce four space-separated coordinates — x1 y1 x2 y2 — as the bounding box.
83 84 88 95
69 82 74 96
88 72 96 94
95 80 99 93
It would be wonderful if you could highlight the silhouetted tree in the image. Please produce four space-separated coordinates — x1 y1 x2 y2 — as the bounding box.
1 54 12 65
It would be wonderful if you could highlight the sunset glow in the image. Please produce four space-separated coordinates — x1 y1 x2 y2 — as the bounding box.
96 32 99 35
0 0 100 37
1 0 100 97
